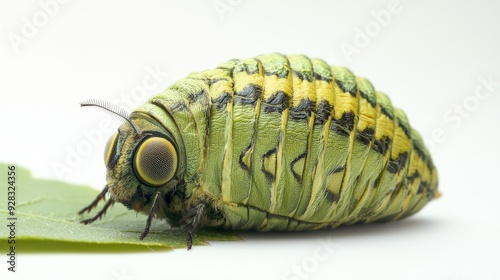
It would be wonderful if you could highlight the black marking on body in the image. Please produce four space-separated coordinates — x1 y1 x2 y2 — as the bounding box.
412 142 425 159
387 152 409 174
379 106 394 120
208 78 228 86
332 111 355 136
204 95 212 159
290 152 307 183
290 98 313 121
397 118 411 139
313 72 332 83
356 127 375 145
170 101 189 112
373 136 391 155
325 189 338 203
244 65 259 75
412 141 434 172
233 61 260 75
292 69 313 82
212 92 231 109
228 59 242 70
427 161 435 174
417 181 429 194
335 79 356 97
328 166 346 175
264 70 289 79
261 147 277 183
238 143 252 175
426 187 435 200
235 84 262 105
216 66 233 72
188 90 208 105
263 91 291 113
359 90 377 107
407 170 420 184
315 100 332 125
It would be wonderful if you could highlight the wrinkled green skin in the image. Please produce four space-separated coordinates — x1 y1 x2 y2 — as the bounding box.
94 54 438 248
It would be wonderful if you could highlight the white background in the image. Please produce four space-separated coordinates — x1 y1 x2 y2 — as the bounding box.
1 0 499 279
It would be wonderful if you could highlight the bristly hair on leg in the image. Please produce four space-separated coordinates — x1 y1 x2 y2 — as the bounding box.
78 185 109 215
139 192 161 240
80 199 115 225
182 203 205 250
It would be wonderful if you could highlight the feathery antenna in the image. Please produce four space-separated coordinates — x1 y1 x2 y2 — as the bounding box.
80 99 140 134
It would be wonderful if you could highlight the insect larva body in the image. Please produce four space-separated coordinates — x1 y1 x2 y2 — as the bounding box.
80 53 439 248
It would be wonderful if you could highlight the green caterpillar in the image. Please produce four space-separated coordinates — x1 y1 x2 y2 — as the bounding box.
79 53 439 249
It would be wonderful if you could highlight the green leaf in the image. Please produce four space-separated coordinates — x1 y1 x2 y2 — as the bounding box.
0 163 240 252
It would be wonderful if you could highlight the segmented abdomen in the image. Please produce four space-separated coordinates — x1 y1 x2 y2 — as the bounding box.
143 53 439 231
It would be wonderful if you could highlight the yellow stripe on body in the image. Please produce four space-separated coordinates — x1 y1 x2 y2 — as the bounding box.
246 54 290 214
327 95 360 222
220 73 235 203
264 71 293 214
292 57 346 222
291 59 338 221
199 68 234 196
319 66 359 222
269 56 313 215
228 58 264 204
405 159 432 217
364 110 413 222
401 130 439 218
371 109 413 221
350 91 395 221
333 77 378 224
300 75 338 221
393 136 424 220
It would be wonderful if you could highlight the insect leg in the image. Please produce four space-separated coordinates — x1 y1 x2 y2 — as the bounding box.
139 192 161 240
80 199 115 225
77 185 109 215
182 203 205 250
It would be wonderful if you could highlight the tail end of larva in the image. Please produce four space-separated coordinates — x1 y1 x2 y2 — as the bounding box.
433 190 442 200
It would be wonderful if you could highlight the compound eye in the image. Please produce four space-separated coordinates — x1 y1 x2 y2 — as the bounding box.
133 137 178 186
104 132 119 167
